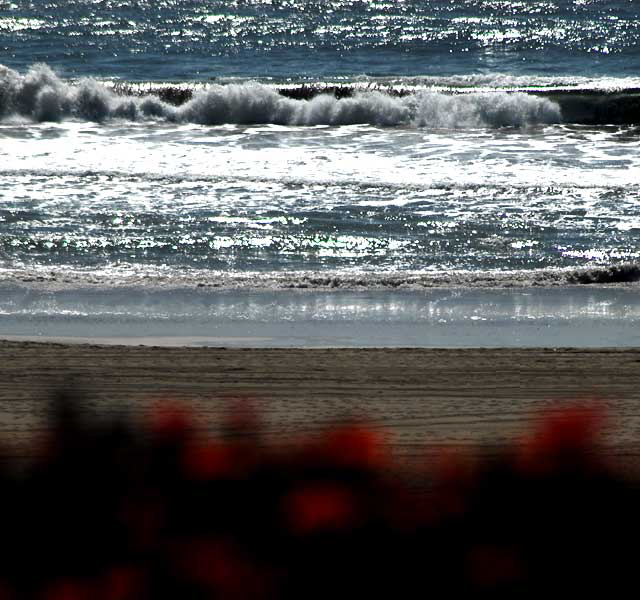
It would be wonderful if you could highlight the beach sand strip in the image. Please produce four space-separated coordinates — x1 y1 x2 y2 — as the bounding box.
1 341 639 464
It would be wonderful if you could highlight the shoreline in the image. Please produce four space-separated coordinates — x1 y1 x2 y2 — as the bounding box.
1 341 640 464
1 285 640 347
1 334 640 352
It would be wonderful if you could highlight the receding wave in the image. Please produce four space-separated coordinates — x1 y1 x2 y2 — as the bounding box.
0 64 561 128
2 264 639 291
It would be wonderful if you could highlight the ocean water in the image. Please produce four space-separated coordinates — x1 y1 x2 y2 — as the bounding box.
1 0 639 345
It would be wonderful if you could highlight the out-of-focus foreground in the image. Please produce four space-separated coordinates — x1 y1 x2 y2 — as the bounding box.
0 394 636 600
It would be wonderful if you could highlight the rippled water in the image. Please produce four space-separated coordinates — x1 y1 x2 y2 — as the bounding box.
1 116 638 287
1 0 639 79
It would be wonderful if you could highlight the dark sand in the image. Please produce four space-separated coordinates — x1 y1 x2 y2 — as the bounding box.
2 341 640 463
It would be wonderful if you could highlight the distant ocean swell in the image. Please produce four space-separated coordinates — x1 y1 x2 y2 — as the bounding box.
0 63 573 128
2 264 639 291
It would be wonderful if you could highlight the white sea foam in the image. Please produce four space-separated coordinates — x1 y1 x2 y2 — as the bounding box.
1 264 638 292
0 64 562 128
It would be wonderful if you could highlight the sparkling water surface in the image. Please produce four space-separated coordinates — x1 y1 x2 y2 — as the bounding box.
1 0 639 80
1 116 638 283
0 0 639 342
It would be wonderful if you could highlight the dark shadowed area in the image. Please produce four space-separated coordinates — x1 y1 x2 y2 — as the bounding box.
0 385 637 598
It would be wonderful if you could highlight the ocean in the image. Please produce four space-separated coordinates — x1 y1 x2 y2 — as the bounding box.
1 0 639 346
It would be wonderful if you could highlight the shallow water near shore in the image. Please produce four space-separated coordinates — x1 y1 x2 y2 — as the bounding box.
1 285 639 347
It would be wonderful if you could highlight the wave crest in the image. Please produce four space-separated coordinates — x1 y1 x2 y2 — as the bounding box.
0 64 561 128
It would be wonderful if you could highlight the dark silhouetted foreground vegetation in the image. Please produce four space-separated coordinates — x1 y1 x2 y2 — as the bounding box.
0 394 636 599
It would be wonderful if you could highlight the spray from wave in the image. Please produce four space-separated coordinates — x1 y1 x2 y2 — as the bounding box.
0 64 562 128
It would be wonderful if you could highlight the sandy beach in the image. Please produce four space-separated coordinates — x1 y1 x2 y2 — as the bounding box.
2 341 640 464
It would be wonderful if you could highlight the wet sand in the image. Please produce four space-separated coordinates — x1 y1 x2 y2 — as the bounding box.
1 341 640 462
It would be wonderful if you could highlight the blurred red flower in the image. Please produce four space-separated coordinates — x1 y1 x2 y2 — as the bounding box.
148 401 195 441
313 424 387 471
183 440 236 480
518 404 605 473
284 483 358 535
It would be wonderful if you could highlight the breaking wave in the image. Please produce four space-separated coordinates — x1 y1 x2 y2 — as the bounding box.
2 264 639 291
0 64 562 128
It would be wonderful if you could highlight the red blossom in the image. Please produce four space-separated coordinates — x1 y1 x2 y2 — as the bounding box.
147 401 195 441
314 424 387 470
517 404 605 473
182 441 235 480
284 483 359 534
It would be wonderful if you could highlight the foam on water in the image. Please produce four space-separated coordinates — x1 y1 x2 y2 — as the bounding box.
0 64 563 128
5 64 640 130
1 263 639 292
1 113 639 285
